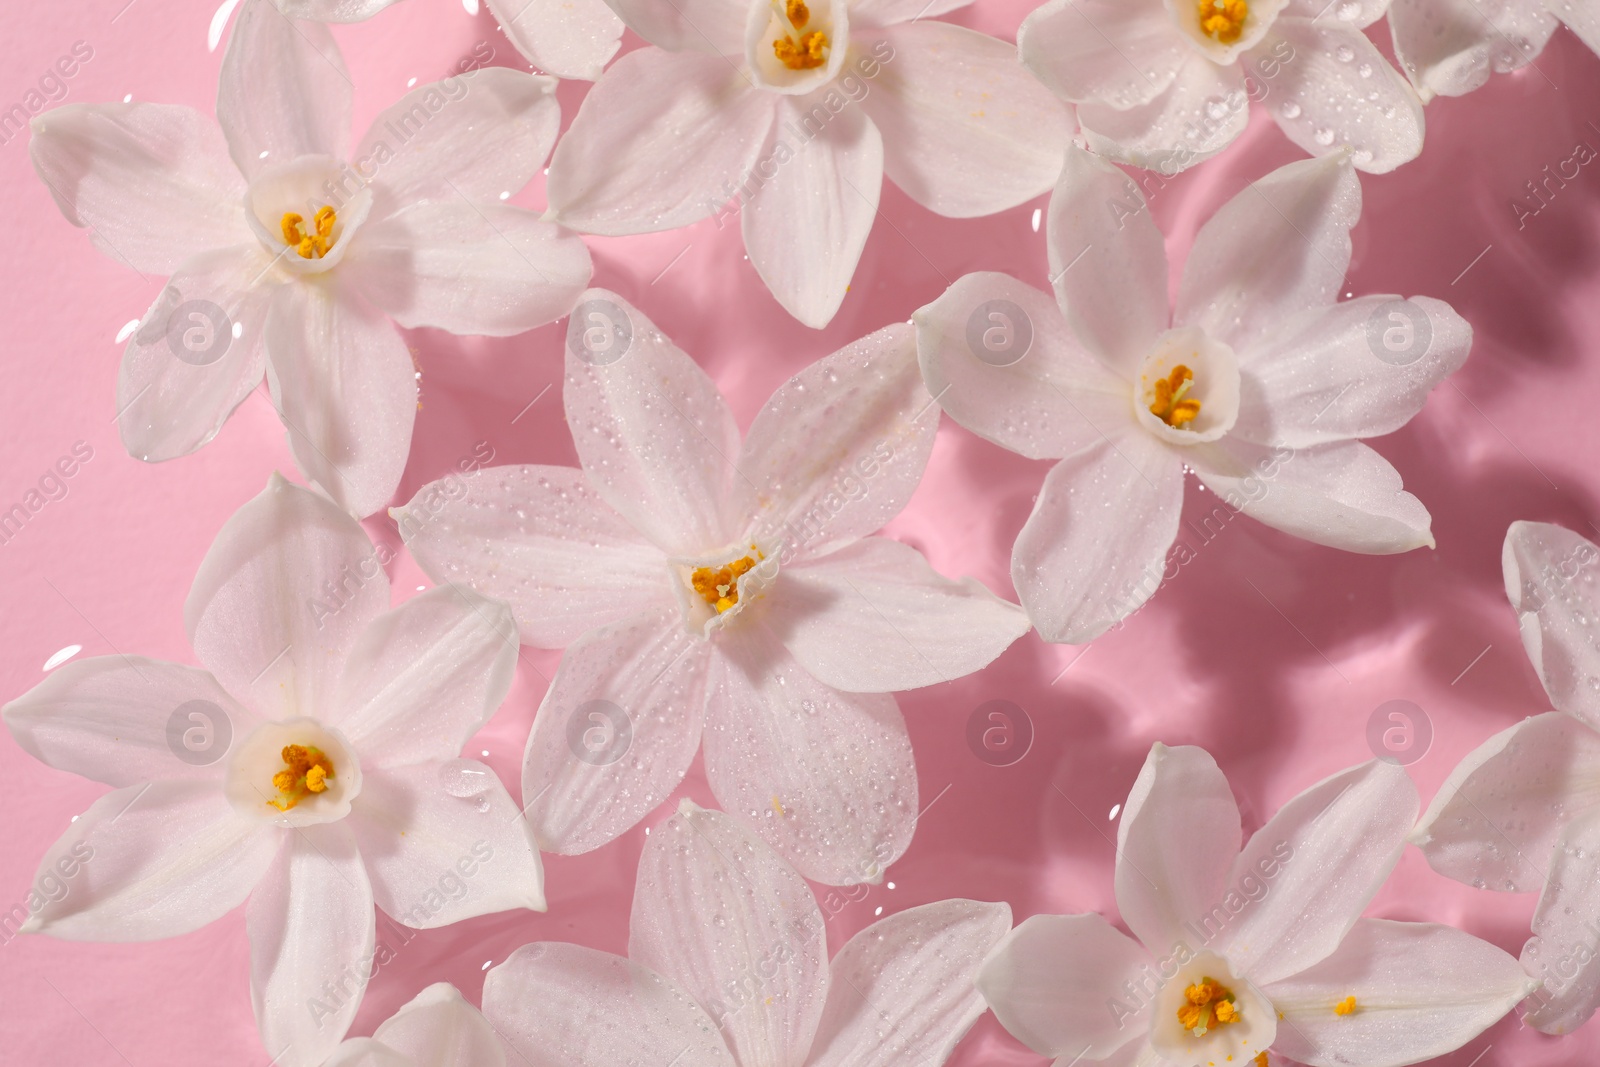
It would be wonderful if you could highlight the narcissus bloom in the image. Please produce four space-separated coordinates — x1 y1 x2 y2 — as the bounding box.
3 475 544 1067
915 145 1468 644
979 744 1536 1067
1415 520 1600 1034
1018 0 1424 173
325 983 505 1067
30 0 590 517
396 288 1030 884
1388 0 1597 101
267 0 625 80
544 0 1073 327
481 800 1012 1067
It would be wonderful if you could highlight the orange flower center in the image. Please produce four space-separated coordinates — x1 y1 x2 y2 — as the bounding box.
1197 0 1248 42
1149 364 1202 428
281 206 337 259
690 548 764 614
268 744 335 811
772 0 829 69
1177 976 1241 1037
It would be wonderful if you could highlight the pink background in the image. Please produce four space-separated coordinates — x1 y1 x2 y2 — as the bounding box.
2 0 1596 1063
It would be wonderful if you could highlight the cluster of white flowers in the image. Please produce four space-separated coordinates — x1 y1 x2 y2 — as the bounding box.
7 0 1594 1061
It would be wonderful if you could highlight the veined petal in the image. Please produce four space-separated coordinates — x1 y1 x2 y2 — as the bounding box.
1011 434 1185 644
394 466 672 650
332 585 519 768
1174 150 1360 355
522 607 712 854
353 69 562 210
772 536 1029 692
1265 919 1537 1067
1414 713 1600 894
603 0 747 52
218 0 352 181
1220 759 1418 985
1018 0 1188 109
630 801 829 1067
118 245 276 462
1388 0 1555 100
1231 295 1470 448
913 272 1134 461
4 655 260 785
1115 744 1243 957
263 278 417 518
185 472 390 722
703 626 916 886
21 780 276 941
807 898 1012 1067
1522 808 1600 1033
484 0 624 79
1048 144 1171 372
848 0 971 25
1077 55 1247 175
347 201 591 337
348 761 545 925
369 983 505 1067
482 943 738 1067
547 48 775 235
1257 22 1423 175
742 95 882 329
1188 437 1434 554
249 822 375 1067
563 289 742 556
976 913 1154 1060
277 0 398 16
30 102 248 275
1503 521 1600 726
856 22 1072 217
735 323 935 557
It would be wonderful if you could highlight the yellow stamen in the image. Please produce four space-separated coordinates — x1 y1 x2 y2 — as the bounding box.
1254 1055 1269 1067
1197 0 1248 42
1178 976 1240 1037
280 206 338 259
1334 995 1357 1016
772 0 829 69
267 743 336 811
690 548 765 613
1150 364 1202 428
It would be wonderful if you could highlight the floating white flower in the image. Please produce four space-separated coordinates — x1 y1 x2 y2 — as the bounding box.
979 743 1536 1067
30 0 591 516
1018 0 1424 173
395 288 1030 884
481 800 1012 1067
915 145 1469 644
267 0 625 81
543 0 1073 327
1388 0 1593 101
324 983 503 1067
3 474 544 1067
1415 519 1600 1034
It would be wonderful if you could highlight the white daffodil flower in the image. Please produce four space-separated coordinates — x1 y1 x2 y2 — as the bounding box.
394 288 1030 884
1018 0 1423 174
30 0 591 517
1414 520 1600 1034
543 0 1073 327
267 0 625 80
323 983 505 1067
2 474 544 1067
915 144 1470 644
481 800 1012 1067
979 743 1536 1067
1388 0 1592 102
